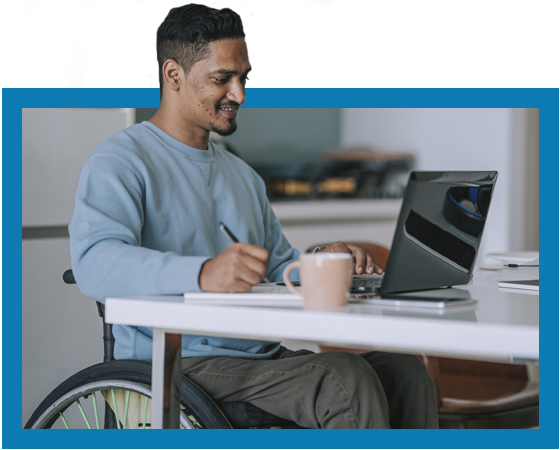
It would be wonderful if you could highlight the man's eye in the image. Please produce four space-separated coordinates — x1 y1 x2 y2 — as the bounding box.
214 78 228 83
241 77 249 83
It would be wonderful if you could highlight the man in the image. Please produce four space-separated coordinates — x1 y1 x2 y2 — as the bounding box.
69 3 437 428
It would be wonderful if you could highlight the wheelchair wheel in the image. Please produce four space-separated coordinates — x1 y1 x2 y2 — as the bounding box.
24 360 231 429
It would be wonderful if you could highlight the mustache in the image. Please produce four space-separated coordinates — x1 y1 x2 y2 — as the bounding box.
217 101 240 109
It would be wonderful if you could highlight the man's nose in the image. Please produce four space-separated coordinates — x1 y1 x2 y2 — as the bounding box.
226 79 245 105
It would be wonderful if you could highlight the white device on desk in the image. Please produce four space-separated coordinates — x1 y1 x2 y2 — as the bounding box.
498 279 539 291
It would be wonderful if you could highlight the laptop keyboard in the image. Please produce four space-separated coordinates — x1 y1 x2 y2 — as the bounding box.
276 275 383 293
351 275 383 293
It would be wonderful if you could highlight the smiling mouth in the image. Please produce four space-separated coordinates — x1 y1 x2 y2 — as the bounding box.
218 106 239 118
218 102 239 119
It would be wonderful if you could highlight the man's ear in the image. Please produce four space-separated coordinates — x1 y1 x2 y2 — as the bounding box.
162 59 183 92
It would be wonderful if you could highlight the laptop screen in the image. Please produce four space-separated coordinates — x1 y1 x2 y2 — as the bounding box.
380 171 498 295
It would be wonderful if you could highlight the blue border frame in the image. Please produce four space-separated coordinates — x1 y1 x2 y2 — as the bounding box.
4 88 558 449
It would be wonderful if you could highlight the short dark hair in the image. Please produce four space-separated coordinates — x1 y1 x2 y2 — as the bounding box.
156 4 245 96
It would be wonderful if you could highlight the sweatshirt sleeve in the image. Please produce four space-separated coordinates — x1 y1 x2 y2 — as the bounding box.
255 177 301 282
69 153 209 302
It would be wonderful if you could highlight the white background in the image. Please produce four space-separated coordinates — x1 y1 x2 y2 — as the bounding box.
1 0 559 89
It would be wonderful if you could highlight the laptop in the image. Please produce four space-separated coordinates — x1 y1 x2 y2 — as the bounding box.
279 171 498 306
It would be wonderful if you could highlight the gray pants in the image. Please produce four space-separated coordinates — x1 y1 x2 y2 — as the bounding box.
181 347 438 429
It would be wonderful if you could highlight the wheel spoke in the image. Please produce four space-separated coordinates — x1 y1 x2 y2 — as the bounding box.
142 396 149 429
59 412 70 429
122 391 131 429
92 392 100 429
111 389 121 429
76 399 92 429
92 391 99 430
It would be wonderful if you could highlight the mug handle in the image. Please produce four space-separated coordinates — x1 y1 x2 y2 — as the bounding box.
283 261 302 296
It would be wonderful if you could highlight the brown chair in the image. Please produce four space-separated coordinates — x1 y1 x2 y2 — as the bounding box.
306 242 539 429
423 356 538 429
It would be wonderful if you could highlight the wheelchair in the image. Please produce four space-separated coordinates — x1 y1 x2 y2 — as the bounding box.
24 270 302 429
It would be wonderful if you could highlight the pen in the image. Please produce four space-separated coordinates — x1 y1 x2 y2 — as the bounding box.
219 222 271 284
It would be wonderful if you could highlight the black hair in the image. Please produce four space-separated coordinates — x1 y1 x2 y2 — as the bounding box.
156 4 245 97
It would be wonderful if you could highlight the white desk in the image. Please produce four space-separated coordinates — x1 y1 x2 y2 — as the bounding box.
105 267 539 428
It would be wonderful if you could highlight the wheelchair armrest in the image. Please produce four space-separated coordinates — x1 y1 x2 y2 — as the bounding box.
96 302 105 319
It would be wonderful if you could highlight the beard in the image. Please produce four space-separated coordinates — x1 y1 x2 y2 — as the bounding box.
210 118 238 136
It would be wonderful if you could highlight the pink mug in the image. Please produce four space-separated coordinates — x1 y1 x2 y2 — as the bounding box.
283 253 353 307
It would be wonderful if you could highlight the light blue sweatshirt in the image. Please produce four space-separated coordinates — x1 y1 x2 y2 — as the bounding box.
69 121 300 361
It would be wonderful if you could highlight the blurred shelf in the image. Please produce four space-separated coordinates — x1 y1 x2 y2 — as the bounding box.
270 199 402 224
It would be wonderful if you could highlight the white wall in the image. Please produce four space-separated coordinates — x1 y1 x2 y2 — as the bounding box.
22 109 135 226
22 108 133 426
340 108 538 261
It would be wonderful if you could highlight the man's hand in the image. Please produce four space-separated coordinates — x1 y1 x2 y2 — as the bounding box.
316 242 384 275
199 243 270 292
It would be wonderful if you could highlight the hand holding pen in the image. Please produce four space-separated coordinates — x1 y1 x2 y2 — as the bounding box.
219 222 271 283
198 222 271 292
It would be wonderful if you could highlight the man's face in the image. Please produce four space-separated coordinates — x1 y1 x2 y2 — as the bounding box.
180 38 251 137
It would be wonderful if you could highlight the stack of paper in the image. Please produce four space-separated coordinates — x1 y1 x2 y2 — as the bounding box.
183 285 304 307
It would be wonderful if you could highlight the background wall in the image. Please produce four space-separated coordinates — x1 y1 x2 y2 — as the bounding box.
222 108 340 163
341 108 539 260
136 108 341 163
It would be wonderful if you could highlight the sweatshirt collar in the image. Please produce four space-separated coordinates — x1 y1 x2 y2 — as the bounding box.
141 121 216 163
